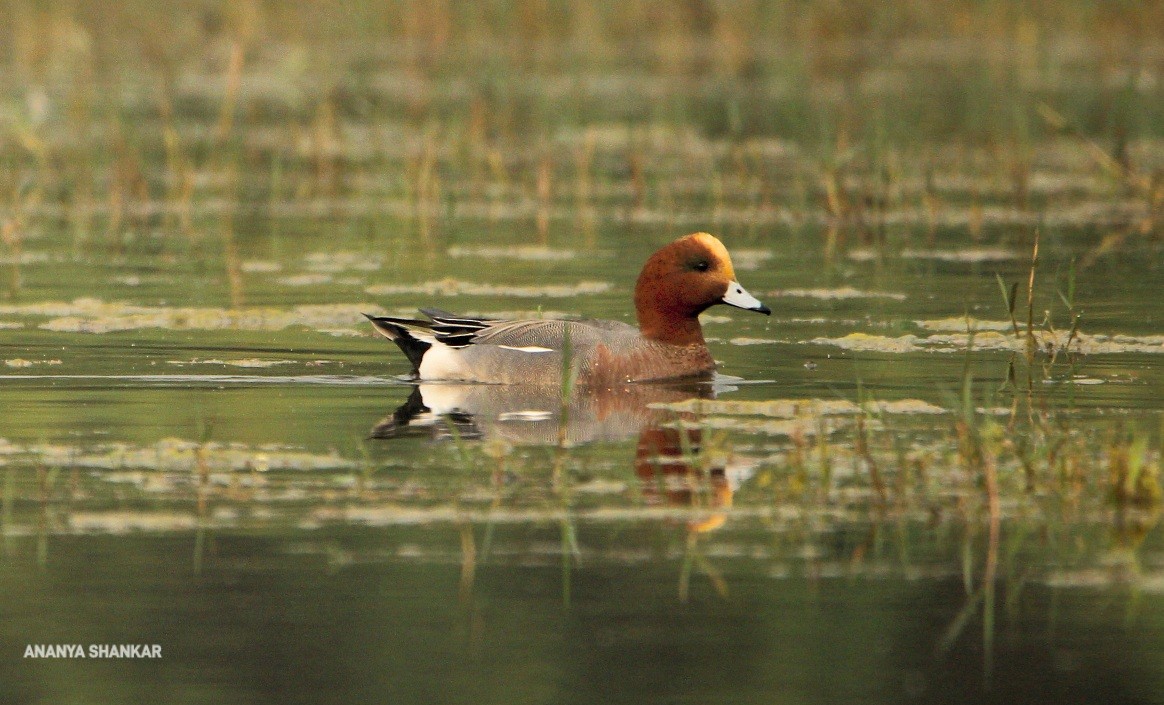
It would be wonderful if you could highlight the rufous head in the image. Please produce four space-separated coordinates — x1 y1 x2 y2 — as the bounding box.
633 232 769 345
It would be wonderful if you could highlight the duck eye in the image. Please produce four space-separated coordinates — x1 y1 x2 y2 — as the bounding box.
691 260 711 272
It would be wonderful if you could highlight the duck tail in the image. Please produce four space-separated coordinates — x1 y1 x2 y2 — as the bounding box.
363 314 433 372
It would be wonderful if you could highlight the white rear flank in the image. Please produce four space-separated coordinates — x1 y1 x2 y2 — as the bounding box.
417 341 471 380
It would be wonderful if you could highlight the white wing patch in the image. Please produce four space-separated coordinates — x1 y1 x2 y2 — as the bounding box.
497 345 555 353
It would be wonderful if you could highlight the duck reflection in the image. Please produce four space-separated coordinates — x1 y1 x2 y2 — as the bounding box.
371 380 747 510
371 380 717 447
634 425 735 534
371 379 747 600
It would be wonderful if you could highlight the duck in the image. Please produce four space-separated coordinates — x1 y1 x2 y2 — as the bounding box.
364 232 770 385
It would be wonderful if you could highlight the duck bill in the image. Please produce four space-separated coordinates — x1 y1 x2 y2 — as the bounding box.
721 281 771 315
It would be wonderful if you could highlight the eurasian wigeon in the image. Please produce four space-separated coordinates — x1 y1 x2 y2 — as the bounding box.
365 232 770 384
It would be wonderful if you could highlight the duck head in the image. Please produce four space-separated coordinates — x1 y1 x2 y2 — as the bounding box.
634 232 770 346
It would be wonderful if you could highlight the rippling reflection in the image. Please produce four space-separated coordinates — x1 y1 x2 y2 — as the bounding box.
370 379 757 599
370 379 727 444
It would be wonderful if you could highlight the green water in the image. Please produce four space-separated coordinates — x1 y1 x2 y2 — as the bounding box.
3 2 1164 703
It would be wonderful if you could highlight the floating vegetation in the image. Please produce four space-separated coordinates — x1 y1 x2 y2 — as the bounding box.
650 398 947 418
916 318 1015 332
446 246 578 261
0 298 379 334
276 273 336 287
69 512 199 535
772 288 907 301
241 261 283 273
166 358 302 369
3 358 61 368
2 437 354 473
1053 376 1106 385
0 252 51 265
725 249 774 271
812 330 1164 355
697 314 733 324
304 252 383 272
809 333 931 354
365 280 612 298
899 248 1020 262
728 337 780 346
